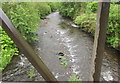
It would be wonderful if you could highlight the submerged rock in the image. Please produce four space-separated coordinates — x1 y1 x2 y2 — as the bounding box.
58 52 64 56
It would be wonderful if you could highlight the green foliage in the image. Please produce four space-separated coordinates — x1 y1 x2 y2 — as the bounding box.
60 61 68 67
2 2 40 43
87 2 98 13
69 74 82 82
28 68 35 78
107 3 120 48
59 2 76 19
48 2 60 12
58 55 68 67
0 26 19 70
2 2 57 43
59 2 120 50
35 2 51 18
59 2 87 19
75 13 96 35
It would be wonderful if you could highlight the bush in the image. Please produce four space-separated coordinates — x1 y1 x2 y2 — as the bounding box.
87 2 98 13
107 3 120 48
59 2 120 50
0 27 19 70
35 2 51 18
2 2 40 43
48 2 60 12
59 2 76 19
59 2 87 19
75 13 96 35
75 3 120 49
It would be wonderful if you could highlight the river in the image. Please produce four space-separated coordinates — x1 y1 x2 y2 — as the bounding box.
2 12 120 81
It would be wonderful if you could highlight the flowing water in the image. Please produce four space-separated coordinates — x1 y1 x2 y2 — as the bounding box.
2 12 120 81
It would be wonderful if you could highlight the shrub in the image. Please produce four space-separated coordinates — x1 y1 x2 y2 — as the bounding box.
75 3 120 49
59 2 76 19
75 13 96 35
59 2 120 50
87 2 98 13
107 3 120 48
59 2 87 19
35 2 51 18
48 2 60 12
0 27 19 70
2 2 40 43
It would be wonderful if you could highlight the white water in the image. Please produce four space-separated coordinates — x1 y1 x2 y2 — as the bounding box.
56 29 80 75
101 71 113 81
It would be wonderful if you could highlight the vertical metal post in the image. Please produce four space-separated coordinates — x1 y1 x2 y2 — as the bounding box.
0 8 58 82
0 2 2 82
93 2 110 81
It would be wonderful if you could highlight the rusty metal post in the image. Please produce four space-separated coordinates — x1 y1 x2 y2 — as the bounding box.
92 2 110 81
0 8 58 82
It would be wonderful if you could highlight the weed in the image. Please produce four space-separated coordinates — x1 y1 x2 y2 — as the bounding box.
69 74 82 82
58 55 68 67
60 61 68 67
28 68 35 78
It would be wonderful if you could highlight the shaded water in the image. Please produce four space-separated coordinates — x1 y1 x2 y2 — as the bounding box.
2 12 120 81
